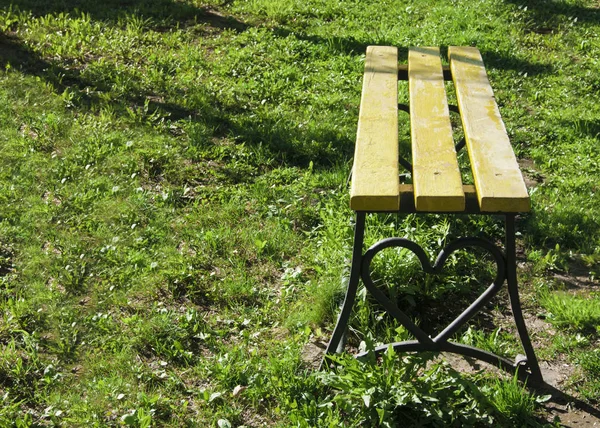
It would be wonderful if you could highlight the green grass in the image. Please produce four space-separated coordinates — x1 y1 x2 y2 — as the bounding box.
576 349 600 402
540 290 600 333
0 0 599 425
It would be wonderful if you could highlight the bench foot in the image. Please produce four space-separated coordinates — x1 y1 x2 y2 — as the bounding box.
352 341 539 383
323 213 543 384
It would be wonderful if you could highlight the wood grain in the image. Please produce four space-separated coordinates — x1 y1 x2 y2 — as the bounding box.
409 47 465 211
449 46 530 212
350 46 400 211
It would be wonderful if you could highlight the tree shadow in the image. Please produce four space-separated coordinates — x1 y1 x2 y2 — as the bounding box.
526 208 600 253
0 0 249 119
503 0 600 28
465 48 553 76
0 1 577 168
1 1 361 166
0 30 198 121
3 0 249 31
0 31 54 79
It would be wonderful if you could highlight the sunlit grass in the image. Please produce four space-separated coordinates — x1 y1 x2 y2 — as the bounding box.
0 0 599 424
540 290 600 333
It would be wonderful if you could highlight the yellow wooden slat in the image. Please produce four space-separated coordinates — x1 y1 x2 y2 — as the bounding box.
409 47 465 212
350 46 399 211
449 46 530 212
399 184 480 212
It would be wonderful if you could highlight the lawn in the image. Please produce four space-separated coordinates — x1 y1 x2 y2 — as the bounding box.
0 0 599 426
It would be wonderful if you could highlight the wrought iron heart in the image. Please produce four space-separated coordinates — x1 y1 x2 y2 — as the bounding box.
360 237 506 345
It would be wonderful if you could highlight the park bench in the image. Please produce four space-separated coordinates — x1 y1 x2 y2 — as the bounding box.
324 46 542 382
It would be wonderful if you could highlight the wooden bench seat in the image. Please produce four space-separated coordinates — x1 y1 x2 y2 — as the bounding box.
350 46 529 214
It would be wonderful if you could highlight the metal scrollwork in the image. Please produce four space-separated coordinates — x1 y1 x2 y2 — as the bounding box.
324 213 542 382
359 237 507 350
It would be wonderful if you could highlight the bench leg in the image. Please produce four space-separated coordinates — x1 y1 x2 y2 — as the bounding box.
505 214 543 383
323 212 366 359
322 213 543 384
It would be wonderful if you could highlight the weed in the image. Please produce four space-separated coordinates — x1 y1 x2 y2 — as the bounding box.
483 373 541 426
528 244 568 273
313 347 541 426
461 327 519 359
576 349 600 402
539 290 600 333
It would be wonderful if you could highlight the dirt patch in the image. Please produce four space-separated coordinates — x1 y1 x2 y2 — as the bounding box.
526 313 557 337
434 352 504 376
550 410 600 427
539 360 575 389
518 158 545 188
538 383 600 427
553 268 598 290
301 339 327 370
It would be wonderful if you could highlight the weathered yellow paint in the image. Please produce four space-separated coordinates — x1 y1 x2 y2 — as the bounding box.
409 47 465 212
398 184 479 212
350 46 400 211
449 46 530 212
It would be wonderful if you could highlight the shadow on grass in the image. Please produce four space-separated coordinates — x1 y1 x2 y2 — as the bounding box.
2 0 563 168
273 30 554 76
534 381 600 424
525 208 600 254
0 0 247 123
461 48 553 76
0 30 199 121
0 31 52 79
272 27 371 56
503 0 600 27
568 119 600 139
3 0 249 31
1 2 359 166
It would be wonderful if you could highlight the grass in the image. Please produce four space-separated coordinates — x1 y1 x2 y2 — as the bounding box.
540 290 600 333
0 0 599 425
